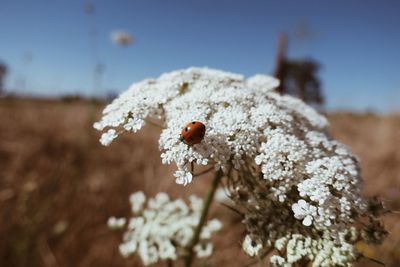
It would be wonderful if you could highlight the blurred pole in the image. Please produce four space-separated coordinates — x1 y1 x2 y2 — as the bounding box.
273 34 287 94
13 53 33 96
94 63 105 98
84 2 103 98
0 62 7 95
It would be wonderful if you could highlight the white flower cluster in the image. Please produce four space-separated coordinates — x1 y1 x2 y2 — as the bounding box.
108 191 222 266
95 67 322 184
94 67 362 226
96 67 386 266
270 229 358 267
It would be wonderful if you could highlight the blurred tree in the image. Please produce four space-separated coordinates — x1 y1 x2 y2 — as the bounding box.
273 34 324 105
0 61 7 95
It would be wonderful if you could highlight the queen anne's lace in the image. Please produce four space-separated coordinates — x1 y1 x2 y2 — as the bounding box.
109 192 221 266
96 67 387 266
94 67 325 185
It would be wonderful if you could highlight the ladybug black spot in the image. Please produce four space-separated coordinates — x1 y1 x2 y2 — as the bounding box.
192 121 196 124
185 127 188 132
189 137 193 141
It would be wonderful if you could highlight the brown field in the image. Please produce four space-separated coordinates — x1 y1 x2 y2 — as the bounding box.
0 98 399 267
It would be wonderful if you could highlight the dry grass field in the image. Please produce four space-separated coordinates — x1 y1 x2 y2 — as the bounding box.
0 98 399 267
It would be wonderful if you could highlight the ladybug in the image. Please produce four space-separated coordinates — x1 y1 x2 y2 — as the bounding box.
180 121 206 145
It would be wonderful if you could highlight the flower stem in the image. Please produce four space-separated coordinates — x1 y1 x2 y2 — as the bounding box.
184 170 223 267
193 167 214 177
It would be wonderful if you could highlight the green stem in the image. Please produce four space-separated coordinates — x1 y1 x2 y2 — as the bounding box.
184 170 223 267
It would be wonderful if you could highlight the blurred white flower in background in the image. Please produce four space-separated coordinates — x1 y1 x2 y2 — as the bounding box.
109 191 221 266
270 230 359 267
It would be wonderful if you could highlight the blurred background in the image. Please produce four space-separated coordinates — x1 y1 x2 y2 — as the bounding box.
0 0 399 266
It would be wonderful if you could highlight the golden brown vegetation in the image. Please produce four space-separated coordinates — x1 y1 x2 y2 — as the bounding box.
0 98 399 267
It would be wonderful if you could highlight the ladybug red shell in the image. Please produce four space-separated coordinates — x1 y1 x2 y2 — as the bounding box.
180 121 206 145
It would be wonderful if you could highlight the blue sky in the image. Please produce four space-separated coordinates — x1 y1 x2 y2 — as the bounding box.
0 0 399 112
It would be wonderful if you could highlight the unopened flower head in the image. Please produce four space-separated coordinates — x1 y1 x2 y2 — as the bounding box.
109 191 221 266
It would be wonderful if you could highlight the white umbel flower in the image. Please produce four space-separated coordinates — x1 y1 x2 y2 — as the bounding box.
109 192 222 265
95 67 362 230
95 67 283 185
97 67 387 266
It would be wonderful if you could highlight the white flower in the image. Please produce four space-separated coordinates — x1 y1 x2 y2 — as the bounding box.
109 192 222 265
194 243 213 258
200 219 222 239
242 235 263 257
272 232 357 267
274 236 288 251
246 74 280 92
270 255 290 267
292 199 317 226
129 191 146 213
99 129 118 146
174 170 193 186
107 217 126 229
